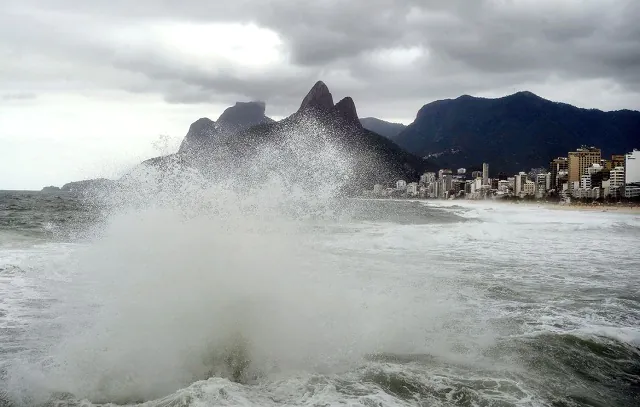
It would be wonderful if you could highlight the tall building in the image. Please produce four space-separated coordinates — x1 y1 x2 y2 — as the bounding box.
625 149 640 184
610 167 625 187
482 163 489 186
549 157 568 190
536 173 550 194
515 172 528 196
471 170 482 179
568 147 601 191
625 149 640 198
441 174 453 194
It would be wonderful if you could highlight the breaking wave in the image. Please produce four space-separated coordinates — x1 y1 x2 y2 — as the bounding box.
2 122 446 406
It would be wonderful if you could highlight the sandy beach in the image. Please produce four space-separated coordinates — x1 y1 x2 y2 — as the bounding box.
541 203 640 214
492 200 640 214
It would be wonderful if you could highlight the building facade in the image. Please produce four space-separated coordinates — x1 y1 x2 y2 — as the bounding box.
482 163 489 186
568 147 601 191
625 149 640 184
515 172 528 196
549 157 568 191
523 181 536 196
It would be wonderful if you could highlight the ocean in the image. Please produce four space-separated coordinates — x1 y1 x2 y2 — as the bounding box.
0 190 639 406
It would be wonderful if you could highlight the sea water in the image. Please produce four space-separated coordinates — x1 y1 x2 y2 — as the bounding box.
1 188 638 406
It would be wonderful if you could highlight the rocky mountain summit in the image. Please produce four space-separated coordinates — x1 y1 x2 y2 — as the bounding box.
178 101 273 154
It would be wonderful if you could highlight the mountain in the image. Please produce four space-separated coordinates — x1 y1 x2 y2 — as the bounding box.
41 186 61 193
169 81 433 193
217 101 274 133
360 118 406 139
394 91 640 175
178 101 273 153
61 178 116 193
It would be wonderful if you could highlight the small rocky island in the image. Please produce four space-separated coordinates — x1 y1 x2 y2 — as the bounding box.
41 186 61 193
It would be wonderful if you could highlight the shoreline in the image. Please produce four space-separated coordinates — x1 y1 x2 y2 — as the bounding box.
365 197 640 214
537 202 640 214
456 199 640 214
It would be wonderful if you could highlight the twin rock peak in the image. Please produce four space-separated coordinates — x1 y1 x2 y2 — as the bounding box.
190 80 362 136
297 81 360 126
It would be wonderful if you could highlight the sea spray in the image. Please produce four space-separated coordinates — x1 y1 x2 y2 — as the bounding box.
3 120 446 405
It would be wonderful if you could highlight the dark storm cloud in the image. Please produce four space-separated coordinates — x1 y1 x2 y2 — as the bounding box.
1 0 639 116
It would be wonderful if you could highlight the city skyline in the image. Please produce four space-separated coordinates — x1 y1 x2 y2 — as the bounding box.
369 147 640 201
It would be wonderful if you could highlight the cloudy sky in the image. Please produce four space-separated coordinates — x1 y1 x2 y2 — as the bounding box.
1 0 639 189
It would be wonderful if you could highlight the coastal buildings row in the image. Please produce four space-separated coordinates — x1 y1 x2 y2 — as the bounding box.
365 147 640 201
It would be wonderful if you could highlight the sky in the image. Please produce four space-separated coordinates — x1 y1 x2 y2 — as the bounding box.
1 0 639 190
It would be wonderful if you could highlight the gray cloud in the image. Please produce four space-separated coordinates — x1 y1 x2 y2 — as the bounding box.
1 0 639 119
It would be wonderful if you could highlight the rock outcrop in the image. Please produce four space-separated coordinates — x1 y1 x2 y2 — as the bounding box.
178 118 217 153
178 102 273 154
298 81 334 113
61 178 116 194
217 101 273 133
41 186 61 193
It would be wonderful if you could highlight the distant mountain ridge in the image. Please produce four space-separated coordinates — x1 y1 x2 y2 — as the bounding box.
394 91 640 175
359 118 406 139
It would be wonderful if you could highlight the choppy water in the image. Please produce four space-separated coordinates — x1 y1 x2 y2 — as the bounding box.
1 191 639 406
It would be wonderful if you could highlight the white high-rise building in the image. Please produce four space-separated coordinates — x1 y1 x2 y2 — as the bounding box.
396 180 407 190
610 167 625 187
625 149 640 184
580 175 592 189
515 172 527 196
482 163 489 185
536 173 550 194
